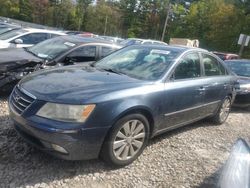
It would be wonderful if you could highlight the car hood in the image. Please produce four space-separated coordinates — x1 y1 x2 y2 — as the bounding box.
0 48 42 72
19 65 149 103
0 40 11 49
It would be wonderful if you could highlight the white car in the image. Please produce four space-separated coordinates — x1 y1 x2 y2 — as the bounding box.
120 38 168 46
0 28 66 49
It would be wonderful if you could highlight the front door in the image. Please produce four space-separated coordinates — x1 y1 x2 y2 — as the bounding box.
159 52 205 131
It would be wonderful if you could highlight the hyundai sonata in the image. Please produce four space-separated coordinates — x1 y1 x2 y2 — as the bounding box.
9 45 237 166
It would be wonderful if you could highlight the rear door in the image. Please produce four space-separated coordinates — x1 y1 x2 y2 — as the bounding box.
199 53 231 114
98 45 117 60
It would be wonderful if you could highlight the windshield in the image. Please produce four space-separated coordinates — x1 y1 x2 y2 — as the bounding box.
95 46 180 81
0 29 27 40
27 37 77 60
0 27 15 35
226 61 250 77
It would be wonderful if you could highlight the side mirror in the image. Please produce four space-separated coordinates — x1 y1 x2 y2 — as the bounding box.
14 38 23 44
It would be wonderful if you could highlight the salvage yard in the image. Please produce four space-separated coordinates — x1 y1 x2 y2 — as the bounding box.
0 95 250 188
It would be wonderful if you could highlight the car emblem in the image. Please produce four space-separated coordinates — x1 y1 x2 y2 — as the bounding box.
14 95 20 102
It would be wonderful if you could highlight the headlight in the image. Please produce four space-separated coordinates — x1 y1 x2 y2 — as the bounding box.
37 103 95 123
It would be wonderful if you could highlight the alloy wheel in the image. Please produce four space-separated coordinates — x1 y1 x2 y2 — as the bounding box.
112 120 146 161
219 98 231 122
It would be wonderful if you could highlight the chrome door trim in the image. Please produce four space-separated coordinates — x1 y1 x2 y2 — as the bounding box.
164 100 221 117
154 113 214 136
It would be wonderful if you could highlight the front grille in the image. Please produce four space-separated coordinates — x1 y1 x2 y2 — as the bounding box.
10 87 35 115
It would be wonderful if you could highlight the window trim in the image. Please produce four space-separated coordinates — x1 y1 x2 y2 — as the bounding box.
169 52 203 82
200 52 229 77
11 32 50 44
59 44 98 63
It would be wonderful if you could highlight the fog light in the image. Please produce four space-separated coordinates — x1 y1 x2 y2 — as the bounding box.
51 144 68 154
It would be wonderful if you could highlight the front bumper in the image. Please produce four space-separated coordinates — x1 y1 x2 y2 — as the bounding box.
9 108 110 160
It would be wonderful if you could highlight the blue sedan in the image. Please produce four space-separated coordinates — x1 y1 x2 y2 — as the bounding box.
9 45 237 166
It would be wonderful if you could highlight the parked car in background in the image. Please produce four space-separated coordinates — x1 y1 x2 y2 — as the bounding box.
100 36 124 44
77 32 96 38
213 51 239 61
65 31 85 35
225 60 250 108
0 28 65 49
0 36 121 92
0 24 21 35
120 38 168 46
9 45 236 166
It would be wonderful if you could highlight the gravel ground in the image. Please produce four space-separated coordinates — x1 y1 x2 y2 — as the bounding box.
0 95 250 188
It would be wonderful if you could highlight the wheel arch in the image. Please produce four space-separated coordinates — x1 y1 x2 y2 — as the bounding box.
114 106 155 137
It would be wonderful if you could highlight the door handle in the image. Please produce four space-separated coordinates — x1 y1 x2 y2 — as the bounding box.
197 86 206 94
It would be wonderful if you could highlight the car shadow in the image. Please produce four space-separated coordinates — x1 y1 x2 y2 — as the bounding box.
231 107 250 114
149 119 215 146
0 96 248 187
0 111 224 187
198 167 223 188
0 93 9 100
0 114 114 187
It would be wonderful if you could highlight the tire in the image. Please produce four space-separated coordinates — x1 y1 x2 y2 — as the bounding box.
100 114 150 166
210 97 232 125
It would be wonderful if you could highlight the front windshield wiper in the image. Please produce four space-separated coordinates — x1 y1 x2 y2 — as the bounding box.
100 68 124 75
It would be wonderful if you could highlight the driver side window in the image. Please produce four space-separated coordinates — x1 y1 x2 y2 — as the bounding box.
17 33 49 44
66 45 96 63
173 53 201 80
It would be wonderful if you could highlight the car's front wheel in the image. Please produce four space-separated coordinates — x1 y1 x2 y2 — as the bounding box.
101 114 150 166
211 97 232 125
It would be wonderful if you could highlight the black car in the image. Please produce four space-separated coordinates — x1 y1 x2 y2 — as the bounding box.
0 36 121 92
225 60 250 108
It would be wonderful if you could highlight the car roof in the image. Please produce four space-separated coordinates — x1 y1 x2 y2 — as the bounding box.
225 59 250 63
59 35 122 46
168 45 207 52
130 44 207 53
23 28 66 35
213 51 239 56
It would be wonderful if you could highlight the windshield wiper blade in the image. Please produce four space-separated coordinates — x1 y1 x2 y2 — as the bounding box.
101 68 123 75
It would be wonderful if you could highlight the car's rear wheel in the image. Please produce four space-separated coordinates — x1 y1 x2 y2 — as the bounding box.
101 114 150 166
211 97 232 125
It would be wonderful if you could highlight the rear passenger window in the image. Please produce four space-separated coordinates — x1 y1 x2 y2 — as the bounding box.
202 54 226 76
18 33 49 44
101 47 114 58
173 53 201 80
67 45 96 62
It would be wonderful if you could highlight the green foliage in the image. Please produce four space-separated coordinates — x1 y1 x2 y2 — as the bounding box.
0 0 249 54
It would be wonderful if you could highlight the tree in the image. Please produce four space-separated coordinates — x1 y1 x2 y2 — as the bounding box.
30 0 49 24
19 0 32 22
76 0 92 30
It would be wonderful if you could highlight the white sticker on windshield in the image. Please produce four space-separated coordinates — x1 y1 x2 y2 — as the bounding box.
37 53 48 58
64 42 76 47
151 50 170 55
